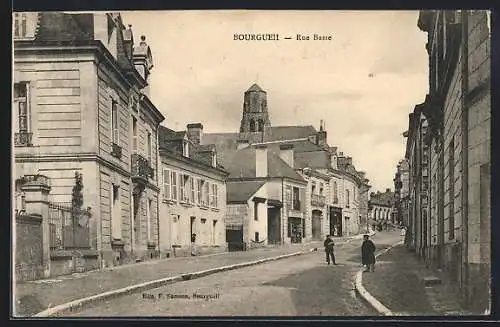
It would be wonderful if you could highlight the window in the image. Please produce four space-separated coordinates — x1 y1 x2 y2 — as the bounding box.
147 132 152 163
132 116 138 153
163 169 171 199
254 201 259 221
333 181 338 203
111 98 119 144
448 140 455 240
180 174 189 202
14 82 29 133
286 186 292 207
183 141 189 157
346 189 350 207
250 119 256 132
255 232 260 242
204 181 210 206
190 177 196 204
319 183 324 196
302 219 305 238
171 172 178 201
292 187 300 211
197 179 202 205
210 184 218 207
311 183 316 195
13 13 27 38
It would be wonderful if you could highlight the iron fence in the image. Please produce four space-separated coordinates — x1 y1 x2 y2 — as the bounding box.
48 202 91 250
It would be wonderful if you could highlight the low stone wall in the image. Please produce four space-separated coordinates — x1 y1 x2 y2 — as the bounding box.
16 214 44 282
50 250 99 277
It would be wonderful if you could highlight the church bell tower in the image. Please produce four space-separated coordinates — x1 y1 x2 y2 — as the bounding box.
239 83 271 133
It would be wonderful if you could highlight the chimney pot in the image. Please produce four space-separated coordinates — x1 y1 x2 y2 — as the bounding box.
254 144 268 177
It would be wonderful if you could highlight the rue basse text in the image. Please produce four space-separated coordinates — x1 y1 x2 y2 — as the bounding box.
296 34 333 41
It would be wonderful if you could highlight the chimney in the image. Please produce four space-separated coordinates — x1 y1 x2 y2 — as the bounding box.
279 144 294 168
339 152 344 157
254 144 268 178
346 157 352 166
386 188 390 193
133 35 154 96
237 139 250 150
123 24 134 62
186 123 203 145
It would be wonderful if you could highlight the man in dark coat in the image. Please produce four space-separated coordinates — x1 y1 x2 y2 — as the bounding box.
361 234 376 272
324 235 337 265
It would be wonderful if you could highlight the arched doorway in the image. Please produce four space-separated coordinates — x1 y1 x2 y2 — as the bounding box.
312 210 322 240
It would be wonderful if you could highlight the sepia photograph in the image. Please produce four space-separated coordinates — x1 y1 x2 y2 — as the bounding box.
11 9 492 318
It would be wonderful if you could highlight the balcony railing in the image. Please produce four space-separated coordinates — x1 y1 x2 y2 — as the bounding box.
15 132 32 147
131 153 154 182
311 194 326 207
111 143 122 159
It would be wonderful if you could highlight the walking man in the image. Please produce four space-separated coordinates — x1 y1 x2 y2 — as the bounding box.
324 235 337 265
361 234 376 272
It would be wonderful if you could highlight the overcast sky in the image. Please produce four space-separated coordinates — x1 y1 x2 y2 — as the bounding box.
121 10 429 192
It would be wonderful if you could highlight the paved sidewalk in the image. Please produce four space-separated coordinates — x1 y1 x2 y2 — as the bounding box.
14 239 344 317
361 244 476 316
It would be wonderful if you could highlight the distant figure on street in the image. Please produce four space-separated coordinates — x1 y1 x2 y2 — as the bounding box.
191 233 197 256
324 235 337 265
361 234 376 272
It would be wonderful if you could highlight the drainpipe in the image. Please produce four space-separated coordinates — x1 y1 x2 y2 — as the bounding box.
156 122 161 258
460 10 470 299
281 177 284 245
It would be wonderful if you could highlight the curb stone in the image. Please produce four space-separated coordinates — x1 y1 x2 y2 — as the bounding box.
32 250 312 317
353 241 404 316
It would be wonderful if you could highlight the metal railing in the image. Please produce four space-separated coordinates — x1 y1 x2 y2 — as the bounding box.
311 194 326 207
131 153 154 181
49 202 91 250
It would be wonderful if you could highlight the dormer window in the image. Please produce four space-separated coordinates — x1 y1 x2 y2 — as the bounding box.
13 13 37 40
212 152 217 168
183 141 189 157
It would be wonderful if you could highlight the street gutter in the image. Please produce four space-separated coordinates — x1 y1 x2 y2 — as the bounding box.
353 240 404 316
32 250 312 317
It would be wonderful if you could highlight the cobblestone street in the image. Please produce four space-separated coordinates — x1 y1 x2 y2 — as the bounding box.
68 232 401 316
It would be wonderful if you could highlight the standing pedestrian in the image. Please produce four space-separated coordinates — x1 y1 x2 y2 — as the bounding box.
361 234 376 272
191 233 197 256
323 235 337 265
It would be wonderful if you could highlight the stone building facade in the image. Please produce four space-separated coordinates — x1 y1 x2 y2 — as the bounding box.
158 124 228 257
404 10 491 313
13 12 165 268
204 84 370 243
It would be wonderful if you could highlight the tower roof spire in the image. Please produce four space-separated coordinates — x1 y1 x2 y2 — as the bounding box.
246 83 265 93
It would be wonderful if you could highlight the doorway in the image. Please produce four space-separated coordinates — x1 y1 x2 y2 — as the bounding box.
312 210 322 240
267 207 281 244
330 207 342 237
289 217 302 244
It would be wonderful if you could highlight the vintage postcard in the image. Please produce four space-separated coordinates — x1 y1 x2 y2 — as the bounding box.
12 10 491 318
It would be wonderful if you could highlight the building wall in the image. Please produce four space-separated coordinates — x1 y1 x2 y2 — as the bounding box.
299 172 329 241
282 179 306 244
341 175 360 236
464 10 491 312
13 42 163 269
158 158 226 257
246 184 268 248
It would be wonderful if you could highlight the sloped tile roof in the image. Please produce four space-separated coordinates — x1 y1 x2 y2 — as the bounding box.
220 146 305 182
36 12 94 41
370 191 395 206
227 180 266 203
